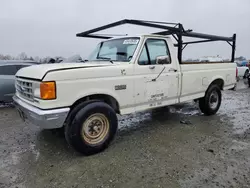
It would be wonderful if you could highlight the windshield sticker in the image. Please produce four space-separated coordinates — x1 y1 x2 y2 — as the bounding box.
123 39 139 45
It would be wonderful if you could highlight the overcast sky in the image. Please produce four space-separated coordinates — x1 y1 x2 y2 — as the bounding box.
1 0 250 60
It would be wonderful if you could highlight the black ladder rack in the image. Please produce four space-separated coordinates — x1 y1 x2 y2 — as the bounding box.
76 19 236 63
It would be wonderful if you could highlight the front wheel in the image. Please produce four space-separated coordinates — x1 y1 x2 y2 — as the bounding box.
65 102 118 155
199 85 222 116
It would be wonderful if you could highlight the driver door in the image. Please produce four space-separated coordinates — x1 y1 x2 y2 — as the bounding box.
134 38 179 111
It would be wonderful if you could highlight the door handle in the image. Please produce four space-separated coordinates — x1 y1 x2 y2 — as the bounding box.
149 66 155 70
169 68 177 72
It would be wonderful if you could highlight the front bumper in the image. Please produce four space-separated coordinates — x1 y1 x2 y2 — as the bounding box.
13 95 70 129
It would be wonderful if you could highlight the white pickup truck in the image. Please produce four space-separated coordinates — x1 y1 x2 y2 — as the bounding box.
13 20 237 155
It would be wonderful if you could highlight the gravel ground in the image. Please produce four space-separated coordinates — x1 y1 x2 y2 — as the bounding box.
0 80 250 188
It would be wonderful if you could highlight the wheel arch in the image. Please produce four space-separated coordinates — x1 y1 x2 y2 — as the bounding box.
71 93 120 114
208 78 224 90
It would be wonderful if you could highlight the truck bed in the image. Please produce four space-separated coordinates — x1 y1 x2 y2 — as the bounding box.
179 62 236 103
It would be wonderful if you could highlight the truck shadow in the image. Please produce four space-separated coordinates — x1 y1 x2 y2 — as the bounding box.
34 103 201 157
116 104 200 141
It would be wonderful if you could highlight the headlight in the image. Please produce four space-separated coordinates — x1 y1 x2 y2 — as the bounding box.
33 81 56 100
33 82 41 98
40 81 56 100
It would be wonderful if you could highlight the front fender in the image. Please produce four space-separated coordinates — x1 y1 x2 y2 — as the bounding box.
74 88 121 106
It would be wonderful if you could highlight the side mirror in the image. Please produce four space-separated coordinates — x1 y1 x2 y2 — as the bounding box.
156 55 170 65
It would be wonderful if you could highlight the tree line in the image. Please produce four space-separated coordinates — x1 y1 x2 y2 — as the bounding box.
0 52 65 63
0 52 247 63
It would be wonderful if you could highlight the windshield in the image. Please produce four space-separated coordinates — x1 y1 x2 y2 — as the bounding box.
88 37 140 62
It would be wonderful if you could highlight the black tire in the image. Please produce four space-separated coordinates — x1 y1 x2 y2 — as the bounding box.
244 70 249 79
199 85 222 116
65 101 118 155
248 77 250 87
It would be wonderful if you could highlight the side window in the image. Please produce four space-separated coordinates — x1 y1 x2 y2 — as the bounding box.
147 39 170 65
0 66 4 75
138 39 170 65
0 65 18 75
138 46 149 65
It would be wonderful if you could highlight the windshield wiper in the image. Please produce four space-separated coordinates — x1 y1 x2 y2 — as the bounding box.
97 57 111 60
97 57 113 64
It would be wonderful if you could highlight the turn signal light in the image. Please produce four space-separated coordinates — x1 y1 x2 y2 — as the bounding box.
40 81 56 100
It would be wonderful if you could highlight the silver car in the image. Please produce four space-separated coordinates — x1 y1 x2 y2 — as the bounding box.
0 60 38 103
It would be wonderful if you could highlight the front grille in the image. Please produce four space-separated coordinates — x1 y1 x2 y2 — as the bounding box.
16 79 34 101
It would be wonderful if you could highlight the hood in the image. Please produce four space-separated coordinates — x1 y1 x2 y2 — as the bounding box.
16 62 113 80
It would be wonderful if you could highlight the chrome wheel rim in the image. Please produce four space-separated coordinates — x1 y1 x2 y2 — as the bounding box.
81 113 109 145
209 91 219 110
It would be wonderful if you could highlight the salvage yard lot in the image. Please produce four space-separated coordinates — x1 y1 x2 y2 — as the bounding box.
0 80 250 188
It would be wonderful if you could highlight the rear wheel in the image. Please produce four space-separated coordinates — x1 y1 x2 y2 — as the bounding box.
65 102 118 155
199 85 222 115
